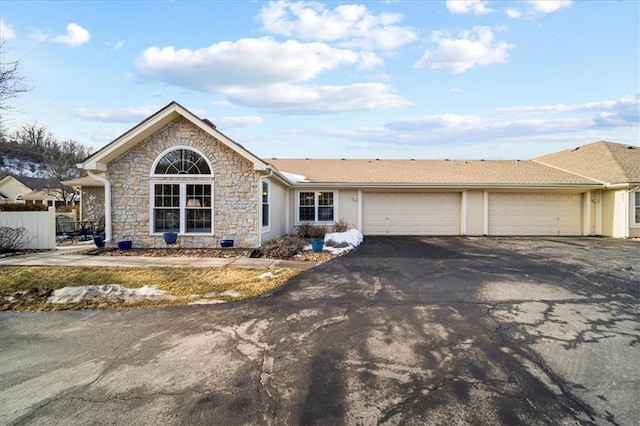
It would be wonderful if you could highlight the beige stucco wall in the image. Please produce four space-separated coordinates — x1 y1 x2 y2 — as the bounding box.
465 190 485 235
0 178 31 202
81 186 104 221
260 179 288 243
107 117 260 248
338 189 359 230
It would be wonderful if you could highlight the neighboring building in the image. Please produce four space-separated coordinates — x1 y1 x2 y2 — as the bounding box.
0 174 75 207
75 102 640 248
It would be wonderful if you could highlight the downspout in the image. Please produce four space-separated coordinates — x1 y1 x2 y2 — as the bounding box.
87 171 112 243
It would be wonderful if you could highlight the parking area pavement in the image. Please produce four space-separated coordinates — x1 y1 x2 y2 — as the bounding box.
1 237 638 425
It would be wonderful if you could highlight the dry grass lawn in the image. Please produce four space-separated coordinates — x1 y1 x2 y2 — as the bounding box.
0 266 300 311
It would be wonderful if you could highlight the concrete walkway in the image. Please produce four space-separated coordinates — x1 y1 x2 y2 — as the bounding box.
0 243 319 270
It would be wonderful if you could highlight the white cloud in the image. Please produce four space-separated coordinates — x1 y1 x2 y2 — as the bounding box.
505 8 522 19
496 94 639 125
387 114 486 131
211 99 233 108
449 87 463 93
72 105 165 123
52 23 91 47
106 40 125 50
527 0 572 14
215 116 264 128
0 19 16 40
414 26 514 73
257 1 417 50
224 82 410 114
446 1 492 15
79 127 126 144
135 37 376 92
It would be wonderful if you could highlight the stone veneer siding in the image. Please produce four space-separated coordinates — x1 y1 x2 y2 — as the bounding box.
107 117 260 248
81 186 105 221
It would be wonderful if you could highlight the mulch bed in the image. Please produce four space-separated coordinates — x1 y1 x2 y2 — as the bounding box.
70 247 337 263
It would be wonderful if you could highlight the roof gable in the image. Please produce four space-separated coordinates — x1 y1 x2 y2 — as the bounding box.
533 141 640 185
79 102 269 172
0 174 52 191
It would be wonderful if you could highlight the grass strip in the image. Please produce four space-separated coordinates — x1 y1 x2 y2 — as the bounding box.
0 266 300 311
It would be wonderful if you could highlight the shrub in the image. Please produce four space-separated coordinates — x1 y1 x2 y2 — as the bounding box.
0 203 48 212
332 219 349 233
325 239 349 248
296 223 327 239
0 227 31 252
261 235 307 259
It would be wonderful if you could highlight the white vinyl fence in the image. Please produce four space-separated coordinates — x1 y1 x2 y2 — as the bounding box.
0 207 56 250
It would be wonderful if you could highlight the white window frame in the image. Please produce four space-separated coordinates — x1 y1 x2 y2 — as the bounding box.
261 179 270 230
149 181 214 236
149 146 214 236
295 190 338 224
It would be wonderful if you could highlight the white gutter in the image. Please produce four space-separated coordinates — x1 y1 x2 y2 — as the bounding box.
87 171 112 243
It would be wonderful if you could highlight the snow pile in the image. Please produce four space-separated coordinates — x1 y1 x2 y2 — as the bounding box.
47 284 173 304
281 171 309 183
303 229 364 255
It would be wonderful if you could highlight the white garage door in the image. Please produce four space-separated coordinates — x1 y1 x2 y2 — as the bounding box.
363 192 460 235
489 193 582 236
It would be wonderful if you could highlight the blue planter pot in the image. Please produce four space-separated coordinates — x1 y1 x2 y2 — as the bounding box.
93 236 105 248
118 240 132 250
163 232 178 245
220 239 234 248
311 238 324 252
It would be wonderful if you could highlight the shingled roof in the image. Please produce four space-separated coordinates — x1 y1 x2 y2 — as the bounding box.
266 158 600 186
533 141 640 184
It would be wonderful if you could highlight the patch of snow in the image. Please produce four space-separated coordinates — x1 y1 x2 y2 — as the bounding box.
188 299 225 305
47 284 173 304
281 171 309 183
325 229 364 247
259 271 276 280
303 229 364 255
220 290 241 298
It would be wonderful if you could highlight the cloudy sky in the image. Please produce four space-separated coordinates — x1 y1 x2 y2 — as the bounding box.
1 0 638 160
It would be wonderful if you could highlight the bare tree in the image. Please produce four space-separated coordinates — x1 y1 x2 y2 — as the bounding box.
0 41 30 112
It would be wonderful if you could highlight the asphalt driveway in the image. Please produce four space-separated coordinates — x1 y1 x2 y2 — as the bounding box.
1 237 638 425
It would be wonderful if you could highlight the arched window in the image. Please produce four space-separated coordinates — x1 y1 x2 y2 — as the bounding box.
154 149 211 175
150 148 213 235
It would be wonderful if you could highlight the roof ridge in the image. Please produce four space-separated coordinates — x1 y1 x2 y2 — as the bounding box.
600 142 633 182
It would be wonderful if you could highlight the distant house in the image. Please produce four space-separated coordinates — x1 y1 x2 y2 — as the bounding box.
73 102 640 248
0 174 75 207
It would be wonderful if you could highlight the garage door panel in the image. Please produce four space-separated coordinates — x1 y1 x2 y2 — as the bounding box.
489 192 582 236
363 192 460 235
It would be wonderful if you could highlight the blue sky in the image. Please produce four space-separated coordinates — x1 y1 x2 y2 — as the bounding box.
1 0 638 160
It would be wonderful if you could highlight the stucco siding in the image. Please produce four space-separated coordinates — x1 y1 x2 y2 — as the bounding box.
260 179 287 243
601 190 615 237
338 189 359 230
465 190 484 235
107 117 260 248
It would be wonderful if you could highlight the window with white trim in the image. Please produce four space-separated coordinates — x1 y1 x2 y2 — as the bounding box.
261 180 270 228
298 191 334 222
634 191 640 225
151 148 213 234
